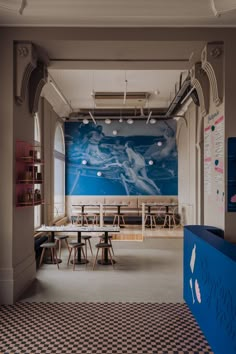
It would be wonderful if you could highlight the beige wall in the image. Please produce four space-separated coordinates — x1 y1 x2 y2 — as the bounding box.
0 36 14 303
1 27 236 303
40 98 63 225
177 102 199 225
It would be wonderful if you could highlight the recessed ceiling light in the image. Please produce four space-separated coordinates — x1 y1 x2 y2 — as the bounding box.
127 118 134 124
150 118 156 124
157 141 162 146
105 118 111 124
148 160 154 165
83 118 89 124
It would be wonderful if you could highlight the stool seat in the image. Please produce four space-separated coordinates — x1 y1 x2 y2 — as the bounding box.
99 235 112 239
68 242 85 248
54 235 69 240
95 243 111 248
40 242 56 248
81 235 92 240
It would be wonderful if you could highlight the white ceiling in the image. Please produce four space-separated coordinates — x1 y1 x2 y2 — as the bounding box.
42 69 186 117
0 0 236 27
40 39 204 117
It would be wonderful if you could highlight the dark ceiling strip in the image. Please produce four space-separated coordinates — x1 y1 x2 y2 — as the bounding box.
50 58 189 62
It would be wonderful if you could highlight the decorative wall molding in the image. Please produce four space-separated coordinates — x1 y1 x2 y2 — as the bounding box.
15 41 49 109
201 43 223 107
190 62 210 117
15 42 37 105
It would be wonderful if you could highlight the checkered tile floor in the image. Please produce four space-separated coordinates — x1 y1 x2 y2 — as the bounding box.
0 302 213 354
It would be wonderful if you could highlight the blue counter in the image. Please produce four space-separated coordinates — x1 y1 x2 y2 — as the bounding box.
184 225 236 354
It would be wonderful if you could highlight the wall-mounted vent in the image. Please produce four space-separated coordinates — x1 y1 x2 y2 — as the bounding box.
94 92 149 107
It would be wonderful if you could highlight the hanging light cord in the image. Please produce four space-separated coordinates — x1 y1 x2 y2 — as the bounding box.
19 0 28 15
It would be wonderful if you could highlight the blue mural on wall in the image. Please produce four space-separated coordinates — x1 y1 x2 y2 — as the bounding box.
65 120 178 196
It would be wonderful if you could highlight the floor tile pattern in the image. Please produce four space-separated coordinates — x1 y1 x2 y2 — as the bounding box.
0 302 213 354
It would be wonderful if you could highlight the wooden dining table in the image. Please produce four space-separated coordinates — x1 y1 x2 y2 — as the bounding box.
37 225 120 265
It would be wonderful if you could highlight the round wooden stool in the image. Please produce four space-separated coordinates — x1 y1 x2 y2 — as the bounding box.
54 235 70 258
67 242 86 270
39 242 59 269
81 235 94 258
93 243 114 270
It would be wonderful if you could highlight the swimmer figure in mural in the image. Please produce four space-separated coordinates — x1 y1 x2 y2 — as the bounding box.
120 160 160 195
125 142 161 194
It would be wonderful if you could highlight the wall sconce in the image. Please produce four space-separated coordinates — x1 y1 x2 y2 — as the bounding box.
127 118 134 124
105 118 111 124
83 118 89 124
97 171 102 177
82 160 87 165
148 160 154 165
150 118 156 124
157 141 162 146
112 130 118 136
119 118 123 123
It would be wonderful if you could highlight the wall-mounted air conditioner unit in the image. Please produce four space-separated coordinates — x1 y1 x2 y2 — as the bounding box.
94 92 149 107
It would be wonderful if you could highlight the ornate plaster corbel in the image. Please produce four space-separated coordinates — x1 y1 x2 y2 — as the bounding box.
201 43 223 106
29 62 48 114
15 41 50 108
15 42 37 105
190 62 209 117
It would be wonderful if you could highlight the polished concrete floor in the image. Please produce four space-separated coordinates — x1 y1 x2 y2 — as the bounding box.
21 228 183 303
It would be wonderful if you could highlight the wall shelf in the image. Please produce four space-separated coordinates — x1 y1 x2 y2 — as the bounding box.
16 140 44 207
